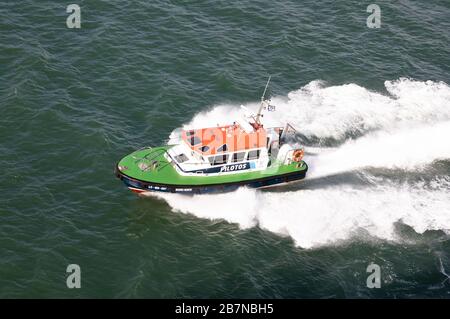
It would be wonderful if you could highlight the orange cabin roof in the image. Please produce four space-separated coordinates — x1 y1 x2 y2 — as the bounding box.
182 124 267 156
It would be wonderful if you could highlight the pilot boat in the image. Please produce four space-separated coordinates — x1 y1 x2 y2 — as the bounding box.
115 78 308 194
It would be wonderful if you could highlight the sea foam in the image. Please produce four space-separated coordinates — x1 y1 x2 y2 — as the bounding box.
151 78 450 248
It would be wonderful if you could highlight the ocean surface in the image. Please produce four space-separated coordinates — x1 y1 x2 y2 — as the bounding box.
1 0 449 298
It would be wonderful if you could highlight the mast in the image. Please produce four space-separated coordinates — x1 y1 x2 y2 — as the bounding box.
254 76 271 125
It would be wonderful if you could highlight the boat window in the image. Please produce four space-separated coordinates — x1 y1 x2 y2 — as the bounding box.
208 154 229 166
247 150 260 160
186 130 195 136
231 152 246 163
175 153 189 163
217 144 228 153
188 136 201 146
200 145 210 152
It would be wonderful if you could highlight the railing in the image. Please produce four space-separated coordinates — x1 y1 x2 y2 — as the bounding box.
132 147 170 172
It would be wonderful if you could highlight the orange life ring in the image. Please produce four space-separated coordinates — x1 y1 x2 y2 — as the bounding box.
292 149 304 162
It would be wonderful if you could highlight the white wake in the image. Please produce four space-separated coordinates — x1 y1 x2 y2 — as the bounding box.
155 78 450 248
307 121 450 179
153 179 450 249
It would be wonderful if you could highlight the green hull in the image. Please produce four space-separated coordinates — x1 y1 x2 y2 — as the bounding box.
116 146 308 193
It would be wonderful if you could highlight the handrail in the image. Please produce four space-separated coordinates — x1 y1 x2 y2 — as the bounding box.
131 147 171 172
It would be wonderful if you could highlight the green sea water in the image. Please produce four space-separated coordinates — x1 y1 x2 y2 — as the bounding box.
1 0 450 298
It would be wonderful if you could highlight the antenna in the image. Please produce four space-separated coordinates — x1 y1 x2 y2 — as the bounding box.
255 76 271 124
261 75 271 102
